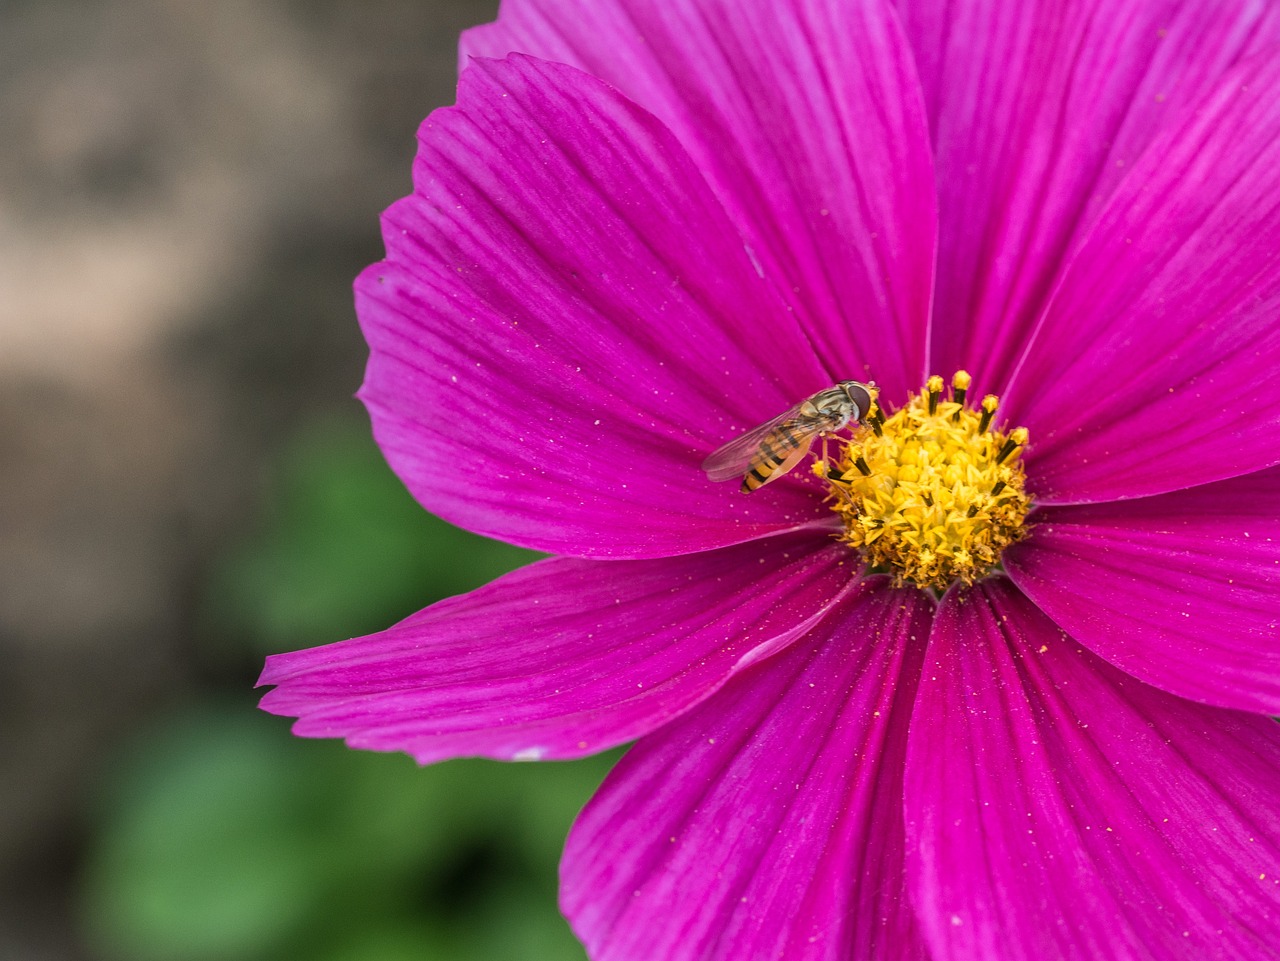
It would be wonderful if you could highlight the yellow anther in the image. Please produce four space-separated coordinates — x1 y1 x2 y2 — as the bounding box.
926 374 945 415
823 374 1031 591
978 395 1000 434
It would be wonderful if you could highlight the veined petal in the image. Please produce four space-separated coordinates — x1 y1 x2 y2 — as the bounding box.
463 0 936 399
907 580 1280 961
258 531 856 764
359 55 838 559
562 580 934 961
1002 52 1280 502
899 0 1280 389
1005 466 1280 714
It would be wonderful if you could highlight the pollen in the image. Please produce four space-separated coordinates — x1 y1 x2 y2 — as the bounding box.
823 371 1031 592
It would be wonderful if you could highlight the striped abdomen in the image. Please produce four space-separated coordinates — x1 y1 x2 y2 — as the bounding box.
741 415 826 492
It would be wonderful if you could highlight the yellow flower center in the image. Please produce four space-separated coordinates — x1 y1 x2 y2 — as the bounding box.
820 371 1031 591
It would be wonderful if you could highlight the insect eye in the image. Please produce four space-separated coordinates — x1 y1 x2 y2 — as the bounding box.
849 385 873 419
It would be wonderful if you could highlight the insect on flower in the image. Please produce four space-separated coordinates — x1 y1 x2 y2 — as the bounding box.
702 380 877 491
260 0 1280 958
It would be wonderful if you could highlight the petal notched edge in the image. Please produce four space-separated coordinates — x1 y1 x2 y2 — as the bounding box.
258 531 856 763
359 54 837 558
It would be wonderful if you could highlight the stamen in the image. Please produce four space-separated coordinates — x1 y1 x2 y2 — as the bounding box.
995 427 1028 464
978 395 999 434
926 374 944 415
822 373 1032 591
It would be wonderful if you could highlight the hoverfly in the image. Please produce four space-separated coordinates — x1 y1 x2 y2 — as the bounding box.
702 381 877 492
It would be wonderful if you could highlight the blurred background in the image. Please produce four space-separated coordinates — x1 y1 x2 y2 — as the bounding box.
0 1 616 958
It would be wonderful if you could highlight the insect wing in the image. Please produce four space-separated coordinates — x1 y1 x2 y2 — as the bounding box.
702 410 796 482
701 404 806 482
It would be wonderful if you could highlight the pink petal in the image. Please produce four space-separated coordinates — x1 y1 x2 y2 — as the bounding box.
1002 52 1280 502
258 530 857 763
1005 466 1280 714
907 579 1280 961
899 0 1280 390
463 0 937 399
359 54 845 560
562 580 935 961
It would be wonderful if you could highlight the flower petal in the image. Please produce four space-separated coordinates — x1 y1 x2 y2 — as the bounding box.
258 531 856 763
463 0 937 398
359 54 843 559
562 580 934 961
899 0 1280 389
907 579 1280 961
1005 466 1280 714
1002 52 1280 502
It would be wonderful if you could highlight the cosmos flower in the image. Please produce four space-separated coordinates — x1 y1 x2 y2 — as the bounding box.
258 0 1280 957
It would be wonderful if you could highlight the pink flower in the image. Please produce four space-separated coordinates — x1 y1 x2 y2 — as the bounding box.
258 1 1280 958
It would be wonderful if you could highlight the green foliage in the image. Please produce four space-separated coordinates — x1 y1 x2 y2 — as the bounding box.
208 417 541 654
83 702 617 961
80 418 616 960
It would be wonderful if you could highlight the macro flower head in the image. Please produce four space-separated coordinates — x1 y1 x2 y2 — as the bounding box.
258 0 1280 958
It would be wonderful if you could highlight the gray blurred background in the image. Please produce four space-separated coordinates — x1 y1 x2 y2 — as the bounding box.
1 2 613 958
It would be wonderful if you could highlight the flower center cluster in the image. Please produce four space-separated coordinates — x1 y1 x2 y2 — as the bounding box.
820 372 1031 591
